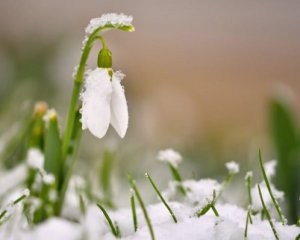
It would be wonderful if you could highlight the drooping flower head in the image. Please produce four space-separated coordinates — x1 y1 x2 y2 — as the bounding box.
80 68 128 138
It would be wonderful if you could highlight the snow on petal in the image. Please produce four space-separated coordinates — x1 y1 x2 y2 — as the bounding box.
81 68 112 138
110 71 128 138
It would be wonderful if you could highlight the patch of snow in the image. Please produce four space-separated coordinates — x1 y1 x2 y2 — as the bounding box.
225 161 239 175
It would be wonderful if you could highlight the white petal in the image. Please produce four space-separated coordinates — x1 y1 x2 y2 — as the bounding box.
81 68 112 138
110 71 128 138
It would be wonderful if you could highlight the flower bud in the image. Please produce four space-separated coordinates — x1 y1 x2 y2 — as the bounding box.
98 48 112 68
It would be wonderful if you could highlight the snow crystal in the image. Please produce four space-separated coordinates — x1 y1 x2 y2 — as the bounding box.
157 149 182 167
26 148 44 170
85 13 133 36
22 189 30 198
225 161 239 174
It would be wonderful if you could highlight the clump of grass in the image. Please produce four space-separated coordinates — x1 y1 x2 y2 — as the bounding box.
145 172 177 223
258 184 279 240
130 191 138 232
128 174 155 240
96 203 121 238
196 190 219 217
259 149 285 225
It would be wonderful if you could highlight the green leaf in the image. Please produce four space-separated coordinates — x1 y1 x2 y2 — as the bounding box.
99 150 115 206
270 97 300 222
44 111 62 186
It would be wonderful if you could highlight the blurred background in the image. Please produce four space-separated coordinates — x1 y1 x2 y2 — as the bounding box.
0 1 299 217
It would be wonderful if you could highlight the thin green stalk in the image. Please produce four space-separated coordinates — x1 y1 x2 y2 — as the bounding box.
128 175 155 240
211 205 219 217
145 173 177 223
168 163 186 195
259 149 285 225
245 173 252 206
130 193 138 232
244 207 253 239
97 203 120 237
258 184 279 240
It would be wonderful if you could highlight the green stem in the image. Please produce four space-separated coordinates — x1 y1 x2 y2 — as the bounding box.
258 184 279 240
146 173 177 223
246 174 252 206
259 149 285 225
130 192 138 232
128 175 155 240
97 203 119 237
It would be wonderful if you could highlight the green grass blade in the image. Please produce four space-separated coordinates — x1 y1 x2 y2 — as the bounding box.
130 192 138 232
128 174 155 240
44 111 62 187
270 97 300 222
146 173 177 223
99 150 115 206
258 184 279 240
259 150 285 225
168 164 186 195
97 203 119 237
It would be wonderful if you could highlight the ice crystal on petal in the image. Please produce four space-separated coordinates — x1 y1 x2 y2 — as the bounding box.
225 161 239 174
157 149 182 167
85 13 133 36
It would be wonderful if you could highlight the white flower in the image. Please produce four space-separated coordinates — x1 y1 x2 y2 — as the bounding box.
85 13 133 36
264 160 277 179
80 68 128 138
26 148 44 170
225 161 239 175
157 148 182 167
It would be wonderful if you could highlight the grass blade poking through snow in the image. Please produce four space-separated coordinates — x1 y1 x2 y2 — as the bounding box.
196 190 219 217
258 184 279 240
97 203 120 237
168 163 186 195
245 171 253 206
145 173 177 223
128 174 155 240
244 206 253 238
130 191 138 232
259 149 285 225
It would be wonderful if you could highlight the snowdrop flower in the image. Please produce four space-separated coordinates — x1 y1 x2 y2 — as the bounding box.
225 161 239 175
157 148 182 167
80 68 128 138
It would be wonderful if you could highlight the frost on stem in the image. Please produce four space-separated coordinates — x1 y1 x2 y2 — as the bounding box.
157 149 182 167
85 13 133 36
80 68 128 139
